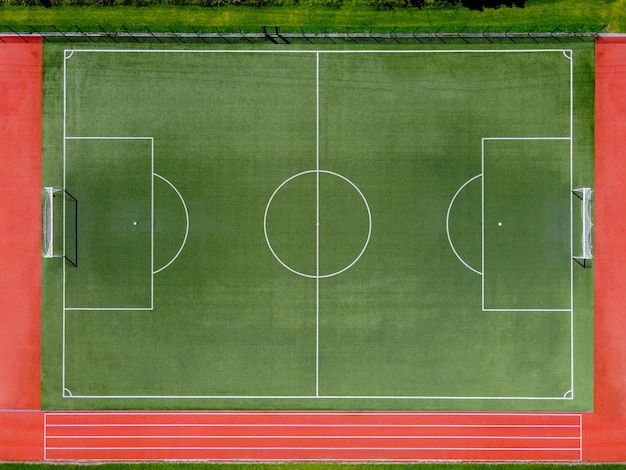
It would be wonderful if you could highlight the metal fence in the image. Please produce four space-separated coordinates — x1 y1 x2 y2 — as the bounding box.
0 24 607 44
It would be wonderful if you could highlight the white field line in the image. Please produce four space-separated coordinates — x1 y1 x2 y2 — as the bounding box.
482 137 571 141
44 446 582 452
44 424 583 429
62 50 67 394
151 138 154 308
64 308 154 311
446 173 483 275
63 49 574 55
45 446 580 452
46 435 581 440
316 51 320 398
53 394 575 400
152 173 190 274
569 49 575 398
44 411 582 417
65 136 154 140
482 138 485 311
60 48 578 401
483 309 573 313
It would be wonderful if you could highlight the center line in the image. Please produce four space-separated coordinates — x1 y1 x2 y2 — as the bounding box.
315 51 320 398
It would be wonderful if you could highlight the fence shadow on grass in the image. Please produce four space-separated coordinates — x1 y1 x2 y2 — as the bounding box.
0 23 607 44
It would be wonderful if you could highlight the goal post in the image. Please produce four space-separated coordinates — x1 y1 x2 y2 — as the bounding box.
573 187 593 267
42 187 78 267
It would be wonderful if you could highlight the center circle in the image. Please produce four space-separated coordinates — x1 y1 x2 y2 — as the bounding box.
264 170 372 279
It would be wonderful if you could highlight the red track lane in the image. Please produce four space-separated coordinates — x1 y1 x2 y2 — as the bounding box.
0 412 44 461
582 35 626 462
44 424 581 438
43 411 580 426
43 412 582 462
0 37 42 411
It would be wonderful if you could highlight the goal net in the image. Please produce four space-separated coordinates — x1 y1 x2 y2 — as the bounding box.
573 187 593 264
42 187 78 267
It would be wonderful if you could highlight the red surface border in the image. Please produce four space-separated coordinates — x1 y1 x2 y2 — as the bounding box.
0 36 43 462
3 35 626 462
0 37 42 411
0 412 44 461
581 35 626 462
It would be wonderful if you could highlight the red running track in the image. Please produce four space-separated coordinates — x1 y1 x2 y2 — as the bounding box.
43 412 582 462
581 34 626 462
0 36 41 411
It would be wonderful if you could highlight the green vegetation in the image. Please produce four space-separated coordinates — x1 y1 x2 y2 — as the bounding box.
0 0 623 34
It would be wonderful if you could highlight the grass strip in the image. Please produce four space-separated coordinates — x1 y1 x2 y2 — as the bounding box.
0 0 623 34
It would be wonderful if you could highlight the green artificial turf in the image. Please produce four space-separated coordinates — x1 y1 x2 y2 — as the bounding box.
40 40 594 412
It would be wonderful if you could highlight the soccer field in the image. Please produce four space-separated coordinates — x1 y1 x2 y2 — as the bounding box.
40 43 595 411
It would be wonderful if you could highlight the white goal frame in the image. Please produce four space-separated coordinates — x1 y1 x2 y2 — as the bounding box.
42 186 62 259
572 187 594 263
43 186 78 267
